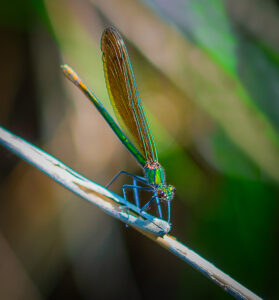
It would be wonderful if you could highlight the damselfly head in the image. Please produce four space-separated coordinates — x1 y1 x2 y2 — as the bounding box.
157 185 175 202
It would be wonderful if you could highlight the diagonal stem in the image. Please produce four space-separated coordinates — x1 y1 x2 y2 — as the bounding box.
0 126 262 300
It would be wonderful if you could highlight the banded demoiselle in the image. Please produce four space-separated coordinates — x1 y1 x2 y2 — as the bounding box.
61 27 175 223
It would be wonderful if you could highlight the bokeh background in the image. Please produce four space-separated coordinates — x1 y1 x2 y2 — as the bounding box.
0 0 279 299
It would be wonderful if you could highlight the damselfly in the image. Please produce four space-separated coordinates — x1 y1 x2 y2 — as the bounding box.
61 27 175 223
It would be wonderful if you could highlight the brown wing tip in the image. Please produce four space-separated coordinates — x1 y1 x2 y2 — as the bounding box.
104 26 117 33
101 26 123 52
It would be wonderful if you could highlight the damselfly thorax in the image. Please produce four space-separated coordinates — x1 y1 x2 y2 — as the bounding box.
144 161 175 202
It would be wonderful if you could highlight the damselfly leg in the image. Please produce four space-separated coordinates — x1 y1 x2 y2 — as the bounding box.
107 171 169 222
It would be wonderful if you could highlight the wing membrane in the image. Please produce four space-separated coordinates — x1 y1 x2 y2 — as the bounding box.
101 27 158 163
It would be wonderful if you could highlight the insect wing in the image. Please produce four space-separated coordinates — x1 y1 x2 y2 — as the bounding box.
101 27 158 163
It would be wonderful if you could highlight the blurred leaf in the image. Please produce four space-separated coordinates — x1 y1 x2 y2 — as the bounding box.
142 0 279 130
37 0 109 110
237 38 279 131
192 176 278 298
226 0 279 55
211 129 261 180
142 0 238 75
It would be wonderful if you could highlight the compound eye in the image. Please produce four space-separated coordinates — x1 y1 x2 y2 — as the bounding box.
157 190 164 198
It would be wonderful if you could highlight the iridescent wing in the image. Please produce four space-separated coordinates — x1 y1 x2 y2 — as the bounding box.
101 27 158 163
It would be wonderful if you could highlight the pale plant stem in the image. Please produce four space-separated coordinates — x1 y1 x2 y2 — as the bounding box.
0 126 262 300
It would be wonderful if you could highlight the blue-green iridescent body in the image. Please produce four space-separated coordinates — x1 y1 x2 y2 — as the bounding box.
61 27 175 221
144 161 175 202
144 161 166 186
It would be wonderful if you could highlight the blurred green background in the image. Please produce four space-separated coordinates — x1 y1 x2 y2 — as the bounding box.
0 0 278 299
